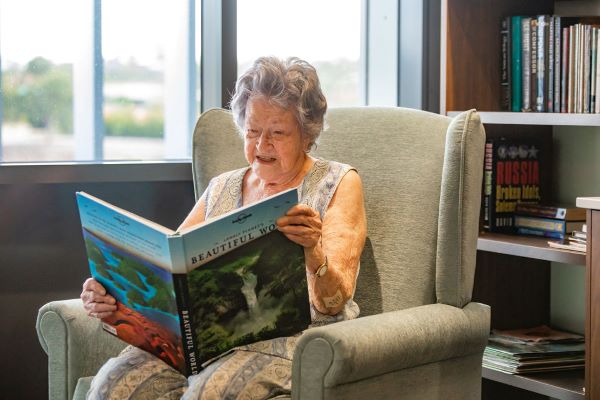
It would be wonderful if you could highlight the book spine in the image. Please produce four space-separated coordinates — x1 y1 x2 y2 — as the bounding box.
512 16 523 112
484 141 494 230
575 24 583 114
515 205 567 219
584 25 591 113
522 18 532 111
561 26 569 113
501 17 511 111
173 273 201 376
597 27 600 113
554 16 562 112
536 15 548 112
514 216 566 233
548 16 555 112
531 18 538 111
592 27 598 113
569 25 576 113
517 227 566 240
167 236 201 376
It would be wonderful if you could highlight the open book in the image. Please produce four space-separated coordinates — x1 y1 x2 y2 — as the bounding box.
76 188 310 376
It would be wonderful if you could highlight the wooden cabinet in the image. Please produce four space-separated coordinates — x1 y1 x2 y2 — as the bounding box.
576 198 600 400
441 1 600 399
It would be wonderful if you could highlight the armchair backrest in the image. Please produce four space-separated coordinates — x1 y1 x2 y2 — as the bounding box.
192 107 485 317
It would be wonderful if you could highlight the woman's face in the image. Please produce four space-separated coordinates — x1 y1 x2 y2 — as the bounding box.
243 97 309 184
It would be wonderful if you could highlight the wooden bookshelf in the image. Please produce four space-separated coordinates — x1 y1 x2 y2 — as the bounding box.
447 112 600 127
482 367 584 400
441 0 599 398
478 232 586 265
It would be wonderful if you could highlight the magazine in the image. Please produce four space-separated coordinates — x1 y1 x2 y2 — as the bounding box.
76 188 310 376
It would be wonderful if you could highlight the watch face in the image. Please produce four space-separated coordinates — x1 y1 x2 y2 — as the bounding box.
317 263 328 277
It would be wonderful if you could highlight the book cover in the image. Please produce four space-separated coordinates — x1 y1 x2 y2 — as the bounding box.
483 138 543 233
76 188 310 376
490 325 584 345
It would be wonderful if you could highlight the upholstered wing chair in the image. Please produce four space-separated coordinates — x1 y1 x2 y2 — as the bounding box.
37 107 489 400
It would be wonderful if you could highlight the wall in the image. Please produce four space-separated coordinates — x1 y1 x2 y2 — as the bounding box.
0 164 195 399
551 126 600 334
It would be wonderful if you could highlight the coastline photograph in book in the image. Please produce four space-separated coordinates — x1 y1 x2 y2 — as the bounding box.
76 188 311 376
82 229 186 373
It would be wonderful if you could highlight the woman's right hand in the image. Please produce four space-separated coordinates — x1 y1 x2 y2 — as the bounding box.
81 278 117 319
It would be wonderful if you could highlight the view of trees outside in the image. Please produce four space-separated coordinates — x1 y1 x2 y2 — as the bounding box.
0 0 181 162
237 0 362 107
1 0 361 163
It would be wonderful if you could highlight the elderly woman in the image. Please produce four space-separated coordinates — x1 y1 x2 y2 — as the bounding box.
80 56 367 400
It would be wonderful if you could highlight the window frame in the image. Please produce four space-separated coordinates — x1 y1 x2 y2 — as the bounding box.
0 0 438 178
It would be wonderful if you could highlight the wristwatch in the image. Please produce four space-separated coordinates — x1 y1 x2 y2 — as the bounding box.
315 256 328 277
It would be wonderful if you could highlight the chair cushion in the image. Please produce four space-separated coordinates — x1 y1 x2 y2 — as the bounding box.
435 110 485 307
73 376 93 400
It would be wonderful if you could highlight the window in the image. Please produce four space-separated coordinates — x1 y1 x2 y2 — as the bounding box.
236 0 363 107
1 0 77 162
0 0 199 163
102 0 170 160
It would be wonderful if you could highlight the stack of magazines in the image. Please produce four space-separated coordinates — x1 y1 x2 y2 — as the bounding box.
547 224 587 253
484 325 585 374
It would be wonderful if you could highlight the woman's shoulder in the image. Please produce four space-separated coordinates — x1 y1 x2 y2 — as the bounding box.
204 167 248 218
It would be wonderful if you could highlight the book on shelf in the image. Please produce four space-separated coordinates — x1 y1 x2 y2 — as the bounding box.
76 189 310 377
547 226 587 252
490 325 584 345
521 17 532 111
501 14 600 114
536 15 550 112
511 15 523 112
514 216 584 239
514 203 586 220
500 16 512 111
484 326 585 374
483 137 543 233
547 239 586 253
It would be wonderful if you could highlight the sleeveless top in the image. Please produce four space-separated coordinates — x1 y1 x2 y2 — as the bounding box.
200 158 360 326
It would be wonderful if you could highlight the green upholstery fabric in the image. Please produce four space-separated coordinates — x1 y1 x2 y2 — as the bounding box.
73 377 93 400
36 299 127 400
37 107 489 400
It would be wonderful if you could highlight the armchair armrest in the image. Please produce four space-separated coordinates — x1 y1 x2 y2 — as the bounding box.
291 302 490 400
36 299 127 400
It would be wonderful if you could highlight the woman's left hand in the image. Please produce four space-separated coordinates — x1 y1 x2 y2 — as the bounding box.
276 204 322 249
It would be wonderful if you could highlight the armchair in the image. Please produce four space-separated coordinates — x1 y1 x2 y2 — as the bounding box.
37 107 489 400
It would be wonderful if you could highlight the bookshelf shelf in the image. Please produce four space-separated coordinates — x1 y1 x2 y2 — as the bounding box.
446 111 600 127
482 367 585 400
477 232 586 265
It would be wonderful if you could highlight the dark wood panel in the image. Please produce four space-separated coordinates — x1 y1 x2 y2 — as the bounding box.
473 251 550 330
483 378 550 400
446 0 554 111
587 210 600 399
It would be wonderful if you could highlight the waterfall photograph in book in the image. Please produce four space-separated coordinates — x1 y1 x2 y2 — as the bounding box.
187 229 309 363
